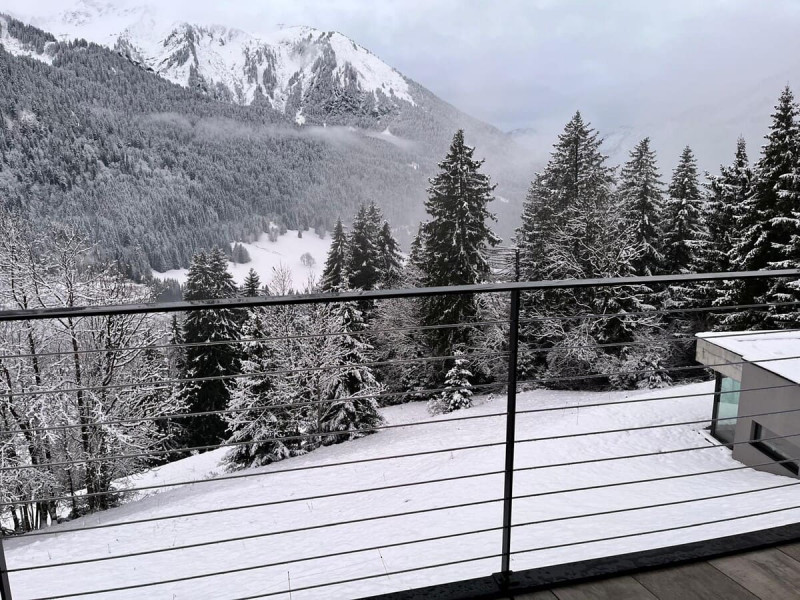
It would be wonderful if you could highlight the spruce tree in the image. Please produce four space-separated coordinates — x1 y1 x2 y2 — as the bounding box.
662 146 706 275
241 268 262 297
515 112 646 382
321 218 348 291
516 112 615 281
618 137 665 276
707 138 753 324
316 302 385 444
707 137 752 273
661 146 712 337
417 129 500 357
377 221 403 288
180 248 242 448
346 205 381 291
731 86 800 328
427 354 473 415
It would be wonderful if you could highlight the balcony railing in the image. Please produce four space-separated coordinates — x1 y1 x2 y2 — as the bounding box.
1 269 800 600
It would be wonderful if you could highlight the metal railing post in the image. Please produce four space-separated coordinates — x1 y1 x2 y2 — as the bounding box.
0 535 12 600
497 289 521 587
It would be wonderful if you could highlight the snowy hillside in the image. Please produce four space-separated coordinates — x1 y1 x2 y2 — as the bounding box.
152 230 332 288
26 0 415 118
7 381 800 599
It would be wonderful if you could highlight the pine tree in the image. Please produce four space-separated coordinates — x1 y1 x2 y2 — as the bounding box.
661 146 713 337
316 302 384 444
321 218 348 291
618 137 665 276
346 204 382 291
427 354 473 414
662 146 706 275
417 129 500 357
707 137 752 273
225 306 300 468
730 86 800 328
180 248 242 448
515 112 648 384
377 221 403 288
516 112 615 282
241 268 262 297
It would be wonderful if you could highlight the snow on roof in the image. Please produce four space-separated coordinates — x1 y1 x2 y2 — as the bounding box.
697 330 800 384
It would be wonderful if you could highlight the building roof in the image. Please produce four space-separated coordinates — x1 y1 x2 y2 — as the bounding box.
696 331 800 384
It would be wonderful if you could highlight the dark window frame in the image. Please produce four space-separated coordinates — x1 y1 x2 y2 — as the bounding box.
750 421 800 475
711 372 740 446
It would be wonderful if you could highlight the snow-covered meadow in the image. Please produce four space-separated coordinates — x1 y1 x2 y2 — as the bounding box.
152 229 332 288
6 381 800 600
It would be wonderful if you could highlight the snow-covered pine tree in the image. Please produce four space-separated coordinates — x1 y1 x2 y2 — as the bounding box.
705 137 753 326
180 248 242 448
618 137 666 276
516 112 614 282
729 87 800 328
241 268 262 297
428 354 473 415
377 221 403 288
225 303 301 468
660 146 715 342
321 218 348 291
662 146 706 275
417 129 500 358
516 112 648 383
346 204 381 291
316 302 384 444
706 138 752 274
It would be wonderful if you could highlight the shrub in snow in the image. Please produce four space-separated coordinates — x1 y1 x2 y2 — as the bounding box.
609 337 675 390
231 242 251 264
300 252 316 267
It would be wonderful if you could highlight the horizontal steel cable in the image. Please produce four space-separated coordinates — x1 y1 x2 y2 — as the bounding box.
0 381 507 437
513 430 800 474
29 550 503 600
1 464 506 510
511 481 800 531
10 492 505 541
510 455 800 503
517 299 800 324
3 298 795 363
11 519 504 573
511 503 800 558
11 427 798 539
515 350 800 388
8 371 787 476
15 477 798 573
6 340 799 439
0 350 507 401
0 318 508 362
6 402 800 512
515 405 800 446
0 402 508 475
3 269 796 323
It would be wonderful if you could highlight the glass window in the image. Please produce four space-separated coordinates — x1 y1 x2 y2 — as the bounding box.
712 375 740 444
751 422 800 475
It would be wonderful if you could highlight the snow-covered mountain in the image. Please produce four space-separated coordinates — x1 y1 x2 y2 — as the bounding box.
26 0 416 124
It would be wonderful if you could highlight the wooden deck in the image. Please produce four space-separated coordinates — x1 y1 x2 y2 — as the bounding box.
520 541 800 600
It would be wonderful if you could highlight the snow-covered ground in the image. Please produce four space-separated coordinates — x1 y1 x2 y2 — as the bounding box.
7 381 800 600
152 229 331 288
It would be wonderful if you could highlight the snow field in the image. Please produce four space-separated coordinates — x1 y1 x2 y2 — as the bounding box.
152 229 332 288
7 381 800 599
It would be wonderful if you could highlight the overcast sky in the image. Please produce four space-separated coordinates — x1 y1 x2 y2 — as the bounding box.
5 0 800 163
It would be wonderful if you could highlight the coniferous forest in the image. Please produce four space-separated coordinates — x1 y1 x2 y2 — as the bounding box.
3 11 800 534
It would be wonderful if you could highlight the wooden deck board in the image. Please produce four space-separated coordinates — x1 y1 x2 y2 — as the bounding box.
631 562 758 599
709 548 800 600
548 576 658 599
